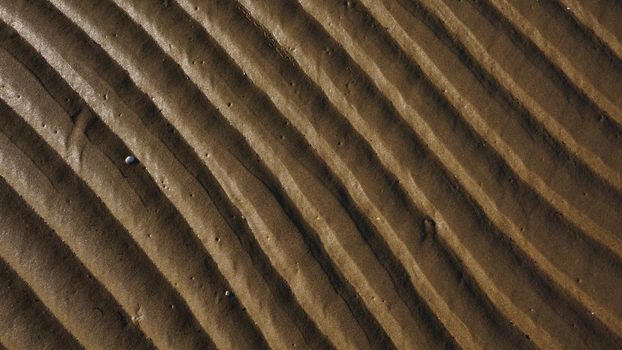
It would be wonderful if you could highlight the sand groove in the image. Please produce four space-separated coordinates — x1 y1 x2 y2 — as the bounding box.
0 0 620 349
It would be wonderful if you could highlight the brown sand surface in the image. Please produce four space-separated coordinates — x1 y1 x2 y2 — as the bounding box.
0 0 621 349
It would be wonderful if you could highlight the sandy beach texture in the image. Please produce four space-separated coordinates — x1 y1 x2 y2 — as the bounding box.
0 0 621 349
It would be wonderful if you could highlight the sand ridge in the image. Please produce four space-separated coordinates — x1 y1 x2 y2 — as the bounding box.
0 0 621 349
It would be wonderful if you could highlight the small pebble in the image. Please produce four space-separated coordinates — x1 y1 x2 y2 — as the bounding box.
125 155 137 165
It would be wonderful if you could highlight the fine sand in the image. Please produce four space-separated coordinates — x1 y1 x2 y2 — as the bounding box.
0 0 621 349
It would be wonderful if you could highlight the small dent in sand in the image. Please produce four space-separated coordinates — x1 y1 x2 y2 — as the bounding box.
421 217 436 241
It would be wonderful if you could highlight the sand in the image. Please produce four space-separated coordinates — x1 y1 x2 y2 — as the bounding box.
0 0 620 349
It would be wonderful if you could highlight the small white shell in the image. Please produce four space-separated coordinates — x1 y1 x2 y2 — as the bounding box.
125 155 137 165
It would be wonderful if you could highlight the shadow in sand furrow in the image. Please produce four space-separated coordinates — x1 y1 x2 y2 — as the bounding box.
0 97 214 349
4 1 334 348
168 0 457 347
396 0 622 195
42 0 444 346
496 0 622 109
0 0 619 348
0 255 83 350
473 0 622 129
444 0 622 176
239 0 544 348
288 0 622 348
30 1 350 348
553 0 622 64
0 0 596 350
360 0 622 327
116 0 394 346
354 0 622 263
365 0 622 339
0 174 156 349
225 1 536 348
172 0 520 348
188 0 620 348
566 0 622 50
0 21 269 349
145 0 464 348
355 1 622 346
439 0 622 196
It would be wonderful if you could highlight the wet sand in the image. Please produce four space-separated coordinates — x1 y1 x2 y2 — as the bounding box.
0 0 621 349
